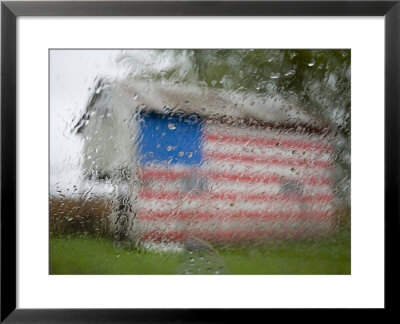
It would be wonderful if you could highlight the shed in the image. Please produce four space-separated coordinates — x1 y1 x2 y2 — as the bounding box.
74 79 336 243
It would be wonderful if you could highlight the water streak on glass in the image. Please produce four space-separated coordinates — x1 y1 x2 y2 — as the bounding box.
50 49 351 275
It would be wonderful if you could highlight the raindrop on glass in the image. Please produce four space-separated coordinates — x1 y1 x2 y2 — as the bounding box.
270 72 281 79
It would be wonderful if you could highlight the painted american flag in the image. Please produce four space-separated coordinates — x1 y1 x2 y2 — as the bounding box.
133 111 335 243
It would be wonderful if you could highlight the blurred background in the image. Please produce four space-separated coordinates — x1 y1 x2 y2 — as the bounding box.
50 49 350 274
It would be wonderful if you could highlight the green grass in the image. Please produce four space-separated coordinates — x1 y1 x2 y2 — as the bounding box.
50 233 350 275
220 236 351 274
49 235 182 274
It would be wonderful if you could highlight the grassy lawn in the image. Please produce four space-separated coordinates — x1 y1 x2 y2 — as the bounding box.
220 236 351 274
49 232 350 275
49 235 182 274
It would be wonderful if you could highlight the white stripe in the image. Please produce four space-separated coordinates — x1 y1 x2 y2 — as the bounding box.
135 198 334 213
144 178 333 196
136 219 335 233
203 141 332 162
201 159 333 178
205 123 333 144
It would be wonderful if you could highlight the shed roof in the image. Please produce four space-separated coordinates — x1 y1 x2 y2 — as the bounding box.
74 78 330 135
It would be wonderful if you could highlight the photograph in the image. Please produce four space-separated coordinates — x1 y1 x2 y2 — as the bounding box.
49 49 351 275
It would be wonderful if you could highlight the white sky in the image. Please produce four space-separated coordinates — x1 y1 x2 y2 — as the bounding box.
49 50 123 192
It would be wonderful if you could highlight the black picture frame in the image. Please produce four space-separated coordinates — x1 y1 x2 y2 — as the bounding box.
1 1 399 322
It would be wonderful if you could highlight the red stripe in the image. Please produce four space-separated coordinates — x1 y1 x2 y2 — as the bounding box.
142 230 187 242
208 170 332 186
207 152 332 169
138 168 332 187
136 209 333 221
138 189 334 203
205 133 333 152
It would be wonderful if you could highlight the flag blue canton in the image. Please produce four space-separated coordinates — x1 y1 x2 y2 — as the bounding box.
138 112 203 166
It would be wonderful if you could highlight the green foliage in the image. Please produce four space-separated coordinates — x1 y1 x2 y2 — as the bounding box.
191 49 350 133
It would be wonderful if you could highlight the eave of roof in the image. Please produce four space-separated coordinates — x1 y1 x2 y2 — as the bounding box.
74 78 332 136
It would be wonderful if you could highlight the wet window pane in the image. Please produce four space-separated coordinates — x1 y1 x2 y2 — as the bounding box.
50 49 350 274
